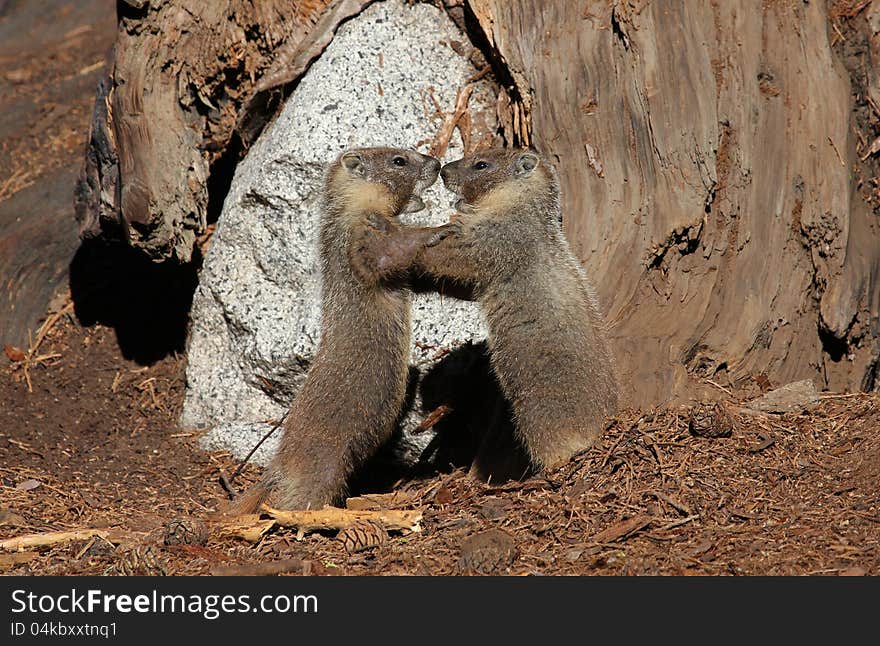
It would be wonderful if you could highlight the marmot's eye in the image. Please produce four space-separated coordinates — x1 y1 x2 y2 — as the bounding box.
473 160 488 170
392 156 408 167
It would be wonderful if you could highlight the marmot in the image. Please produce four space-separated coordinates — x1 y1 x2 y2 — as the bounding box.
366 148 620 472
230 147 442 512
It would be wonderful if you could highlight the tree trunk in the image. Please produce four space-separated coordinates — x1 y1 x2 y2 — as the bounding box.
74 0 370 262
469 0 880 404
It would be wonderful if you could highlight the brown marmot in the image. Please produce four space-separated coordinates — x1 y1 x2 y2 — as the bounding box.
427 147 620 469
230 147 442 512
365 148 620 473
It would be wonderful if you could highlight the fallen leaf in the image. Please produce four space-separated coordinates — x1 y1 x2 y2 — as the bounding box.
592 515 652 543
479 497 510 520
16 479 42 492
4 345 26 362
434 486 453 505
564 548 584 562
0 510 27 527
4 68 32 83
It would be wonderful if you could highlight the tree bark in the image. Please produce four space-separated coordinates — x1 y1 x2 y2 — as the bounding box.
470 0 880 404
75 0 359 262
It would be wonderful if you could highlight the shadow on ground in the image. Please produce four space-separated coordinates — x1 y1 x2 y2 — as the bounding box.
68 239 200 364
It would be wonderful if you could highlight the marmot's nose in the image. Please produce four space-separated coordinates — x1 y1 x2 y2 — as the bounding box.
440 164 451 184
423 155 441 175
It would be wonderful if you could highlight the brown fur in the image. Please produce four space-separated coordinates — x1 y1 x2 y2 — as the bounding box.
229 147 441 512
372 148 620 472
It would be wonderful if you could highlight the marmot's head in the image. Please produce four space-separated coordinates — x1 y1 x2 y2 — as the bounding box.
325 147 440 217
440 148 558 217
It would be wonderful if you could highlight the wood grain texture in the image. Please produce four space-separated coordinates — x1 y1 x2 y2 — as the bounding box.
75 0 335 262
470 0 880 404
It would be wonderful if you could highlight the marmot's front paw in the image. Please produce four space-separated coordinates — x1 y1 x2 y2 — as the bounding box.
348 244 378 282
365 213 392 233
425 222 462 247
348 228 378 278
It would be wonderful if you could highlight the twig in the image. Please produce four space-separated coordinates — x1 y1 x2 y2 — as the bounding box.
0 528 133 551
828 137 845 167
831 20 846 45
219 470 237 498
859 134 880 161
74 537 99 560
704 378 733 395
818 392 868 399
466 65 491 84
215 516 276 542
412 404 452 434
429 84 474 158
217 505 423 542
657 515 699 531
13 300 75 393
600 431 626 469
27 300 75 360
591 514 651 543
229 412 290 483
265 505 422 533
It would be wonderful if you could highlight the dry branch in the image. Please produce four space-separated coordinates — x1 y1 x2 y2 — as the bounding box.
217 505 423 543
591 515 652 544
215 516 277 543
345 491 412 510
0 528 131 551
265 505 422 533
412 404 452 434
428 84 474 158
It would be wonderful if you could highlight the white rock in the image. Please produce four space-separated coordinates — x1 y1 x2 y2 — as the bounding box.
181 0 493 465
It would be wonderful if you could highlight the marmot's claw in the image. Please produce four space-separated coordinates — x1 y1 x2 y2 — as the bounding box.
426 222 461 247
365 213 392 232
347 240 376 282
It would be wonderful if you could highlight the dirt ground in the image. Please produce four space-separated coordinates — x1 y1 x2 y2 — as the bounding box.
1 314 878 576
1 1 878 577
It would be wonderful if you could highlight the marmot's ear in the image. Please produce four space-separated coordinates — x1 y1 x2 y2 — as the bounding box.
341 151 365 175
515 150 539 176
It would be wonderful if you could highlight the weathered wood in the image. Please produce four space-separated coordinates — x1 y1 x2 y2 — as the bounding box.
76 0 337 262
470 0 880 404
237 0 377 146
266 505 422 533
591 514 652 544
0 528 133 551
218 505 423 542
